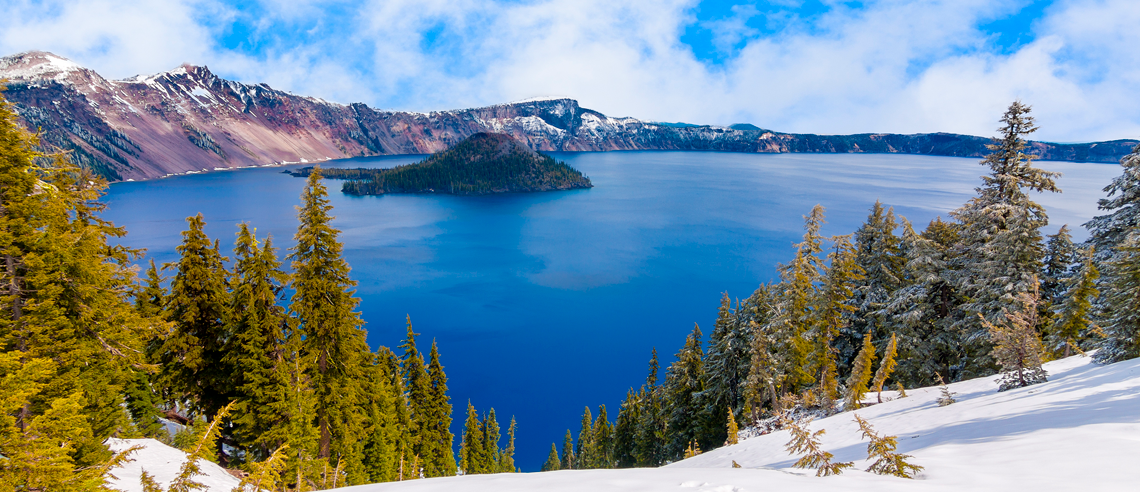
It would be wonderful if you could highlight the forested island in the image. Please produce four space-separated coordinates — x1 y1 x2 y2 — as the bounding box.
289 132 593 195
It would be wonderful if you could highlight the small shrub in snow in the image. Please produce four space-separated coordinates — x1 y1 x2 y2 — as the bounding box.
784 418 853 477
854 414 923 479
935 374 956 406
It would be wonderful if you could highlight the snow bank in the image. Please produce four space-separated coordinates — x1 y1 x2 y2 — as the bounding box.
107 355 1139 491
106 438 241 492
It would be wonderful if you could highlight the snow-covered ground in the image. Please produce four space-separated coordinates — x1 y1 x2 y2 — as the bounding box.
106 438 241 492
109 354 1140 491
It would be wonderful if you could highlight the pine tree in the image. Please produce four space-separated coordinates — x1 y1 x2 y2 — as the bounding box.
699 294 751 446
1 93 153 477
499 416 517 473
871 333 898 403
1085 143 1140 263
844 201 903 373
1095 232 1140 363
816 235 862 404
613 388 639 468
423 340 456 477
458 401 485 474
225 225 292 462
724 408 739 446
361 347 403 483
289 166 369 482
399 316 431 468
950 101 1059 379
482 408 501 473
980 284 1048 391
541 442 561 471
1049 246 1099 358
1042 226 1077 307
560 429 575 470
664 324 705 459
853 414 923 478
592 405 613 468
935 374 956 406
784 418 852 477
844 332 876 410
766 206 827 396
575 406 595 469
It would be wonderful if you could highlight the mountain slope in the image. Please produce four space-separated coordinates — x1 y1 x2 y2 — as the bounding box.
107 354 1140 491
292 132 592 195
2 51 1137 183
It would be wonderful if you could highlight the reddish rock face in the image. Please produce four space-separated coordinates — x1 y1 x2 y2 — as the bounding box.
2 51 1135 182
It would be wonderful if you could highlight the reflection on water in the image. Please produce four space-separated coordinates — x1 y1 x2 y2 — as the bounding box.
102 151 1120 470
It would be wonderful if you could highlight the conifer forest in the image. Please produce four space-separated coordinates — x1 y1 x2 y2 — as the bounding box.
3 86 1140 491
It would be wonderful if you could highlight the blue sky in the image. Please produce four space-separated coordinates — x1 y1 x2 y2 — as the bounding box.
3 0 1138 141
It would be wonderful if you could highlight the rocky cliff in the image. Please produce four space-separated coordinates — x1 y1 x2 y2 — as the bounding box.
2 51 1136 182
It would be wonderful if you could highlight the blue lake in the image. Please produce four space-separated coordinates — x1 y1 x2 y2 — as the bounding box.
102 151 1119 470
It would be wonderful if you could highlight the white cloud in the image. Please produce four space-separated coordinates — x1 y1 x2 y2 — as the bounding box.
2 0 1138 142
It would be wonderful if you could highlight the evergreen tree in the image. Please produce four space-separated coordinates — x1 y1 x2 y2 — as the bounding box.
663 324 705 458
950 101 1059 379
844 202 904 373
289 166 369 482
853 414 923 478
499 416 517 473
225 225 292 462
423 340 456 477
844 332 876 410
482 408 501 473
699 294 751 446
1095 233 1140 363
361 347 403 483
159 214 232 419
724 408 739 446
1049 247 1099 358
541 443 561 472
458 401 486 474
399 316 431 467
592 405 613 468
784 418 852 477
1042 226 1077 307
575 406 595 469
871 333 898 403
613 388 640 468
981 285 1048 391
765 207 827 395
560 429 575 470
882 218 962 386
633 349 666 467
1085 143 1140 263
815 236 862 403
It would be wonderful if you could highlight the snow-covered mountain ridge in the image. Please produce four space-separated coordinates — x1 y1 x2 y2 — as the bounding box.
108 354 1139 491
3 51 1136 182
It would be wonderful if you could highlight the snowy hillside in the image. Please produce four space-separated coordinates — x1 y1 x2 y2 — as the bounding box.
109 354 1139 491
106 438 241 492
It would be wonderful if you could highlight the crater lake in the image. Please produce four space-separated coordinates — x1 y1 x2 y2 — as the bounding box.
101 151 1120 470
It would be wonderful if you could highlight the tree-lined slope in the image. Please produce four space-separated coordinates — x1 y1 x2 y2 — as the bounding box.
290 133 592 195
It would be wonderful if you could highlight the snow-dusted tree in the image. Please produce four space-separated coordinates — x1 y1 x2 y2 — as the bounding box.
1042 225 1077 307
764 206 827 396
724 408 739 446
843 202 903 373
784 418 852 477
663 324 706 459
980 284 1048 391
700 293 751 444
950 102 1059 379
935 374 956 406
844 332 875 410
853 414 923 478
1095 232 1140 363
881 218 962 387
1049 246 1099 358
1085 143 1140 263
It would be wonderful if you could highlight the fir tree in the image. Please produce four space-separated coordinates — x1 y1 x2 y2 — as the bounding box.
1095 232 1140 363
361 346 404 483
423 340 457 477
844 201 904 373
935 374 956 406
664 324 705 459
980 284 1048 391
699 294 751 446
950 101 1059 379
816 236 862 404
871 333 898 403
1085 143 1140 263
844 332 876 410
634 349 667 467
482 408 501 473
724 408 739 446
560 429 574 470
766 206 827 395
458 401 485 474
613 388 639 468
225 225 292 462
289 166 369 482
593 405 613 468
575 406 595 469
500 416 517 473
1049 247 1099 358
1042 226 1077 307
541 442 561 472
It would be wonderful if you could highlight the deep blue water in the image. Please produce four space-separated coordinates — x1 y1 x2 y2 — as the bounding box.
101 151 1118 471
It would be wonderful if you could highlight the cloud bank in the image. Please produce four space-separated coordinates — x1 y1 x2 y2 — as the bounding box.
2 0 1138 142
